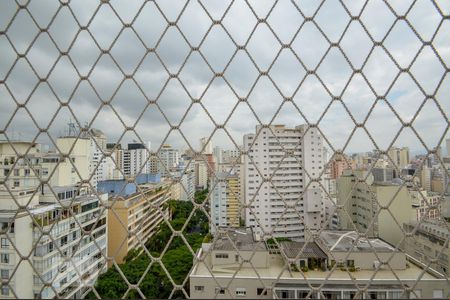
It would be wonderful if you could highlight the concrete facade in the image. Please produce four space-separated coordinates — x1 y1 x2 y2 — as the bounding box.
190 229 449 299
210 173 241 233
388 147 410 170
244 125 325 241
0 190 108 299
336 171 416 246
107 182 171 264
403 220 450 277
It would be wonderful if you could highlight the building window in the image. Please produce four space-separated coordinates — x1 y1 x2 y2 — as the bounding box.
1 238 8 249
215 287 225 295
194 286 204 292
1 254 9 264
24 169 30 176
257 288 268 296
1 269 8 279
215 253 229 259
236 288 246 296
1 286 9 296
61 235 68 246
432 290 443 299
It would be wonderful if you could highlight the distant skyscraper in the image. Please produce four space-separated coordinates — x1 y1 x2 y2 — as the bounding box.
118 143 151 177
388 147 410 170
158 144 179 177
330 154 355 180
210 172 240 233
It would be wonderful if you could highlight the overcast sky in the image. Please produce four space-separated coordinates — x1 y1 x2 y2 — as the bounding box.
0 0 448 156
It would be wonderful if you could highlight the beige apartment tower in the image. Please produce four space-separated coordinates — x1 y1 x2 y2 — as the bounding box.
107 183 171 264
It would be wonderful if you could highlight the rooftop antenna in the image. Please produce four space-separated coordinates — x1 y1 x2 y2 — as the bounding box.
68 120 79 137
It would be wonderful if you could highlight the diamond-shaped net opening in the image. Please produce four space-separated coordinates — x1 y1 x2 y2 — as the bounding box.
0 0 449 299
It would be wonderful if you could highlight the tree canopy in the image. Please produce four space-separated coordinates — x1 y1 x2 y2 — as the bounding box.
91 191 209 299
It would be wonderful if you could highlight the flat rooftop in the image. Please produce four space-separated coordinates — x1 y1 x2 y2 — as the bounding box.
280 241 327 259
212 228 267 252
407 220 450 239
192 256 440 281
29 193 102 215
318 231 396 253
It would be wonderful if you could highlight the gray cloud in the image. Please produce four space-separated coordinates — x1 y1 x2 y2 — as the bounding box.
0 0 448 157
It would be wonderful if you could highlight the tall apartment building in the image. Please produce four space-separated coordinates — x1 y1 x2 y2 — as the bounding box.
403 220 450 277
1 137 94 190
190 228 449 299
222 148 242 164
388 147 410 170
330 154 355 180
194 159 208 190
0 140 108 299
90 150 116 186
0 141 42 190
244 125 324 241
409 189 442 221
158 144 179 177
210 172 240 233
106 181 171 264
372 167 395 183
336 170 418 246
118 143 151 177
420 165 433 191
88 128 121 187
217 161 245 222
213 146 223 167
178 161 195 201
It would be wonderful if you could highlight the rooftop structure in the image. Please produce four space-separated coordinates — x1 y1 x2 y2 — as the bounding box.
190 229 449 299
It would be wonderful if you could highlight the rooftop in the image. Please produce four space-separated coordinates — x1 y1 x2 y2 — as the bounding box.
212 228 267 252
318 231 396 253
406 220 450 239
280 241 327 259
191 255 440 281
29 193 103 215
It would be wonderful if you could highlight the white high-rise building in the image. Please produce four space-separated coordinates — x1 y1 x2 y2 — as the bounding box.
194 159 208 190
222 148 242 163
118 143 151 177
158 144 179 177
90 150 116 186
0 141 107 299
244 125 324 241
178 161 195 201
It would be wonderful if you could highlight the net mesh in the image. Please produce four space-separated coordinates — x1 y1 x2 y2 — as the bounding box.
0 0 449 299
